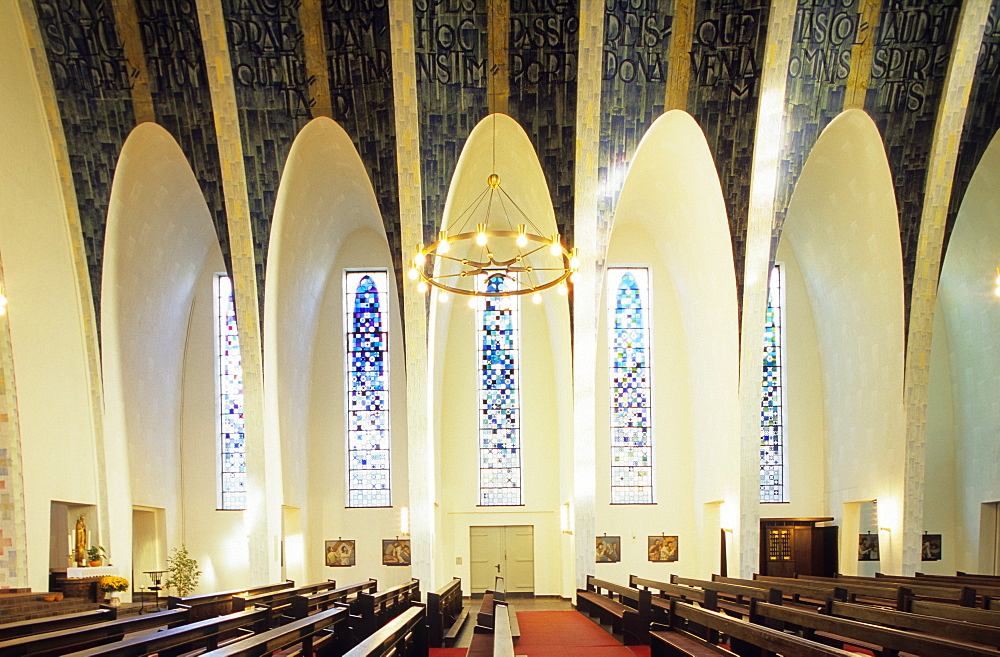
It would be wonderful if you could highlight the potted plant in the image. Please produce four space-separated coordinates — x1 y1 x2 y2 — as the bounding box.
98 576 129 606
164 544 202 597
86 545 106 567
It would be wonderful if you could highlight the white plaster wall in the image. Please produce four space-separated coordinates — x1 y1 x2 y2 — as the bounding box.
104 123 230 592
432 115 570 596
770 240 826 518
922 301 956 574
266 117 408 587
936 132 1000 572
594 111 738 580
0 6 102 592
782 110 906 573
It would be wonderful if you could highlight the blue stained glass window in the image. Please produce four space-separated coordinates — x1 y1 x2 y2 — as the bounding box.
477 274 522 506
760 264 787 503
216 274 246 510
608 268 653 504
346 271 391 508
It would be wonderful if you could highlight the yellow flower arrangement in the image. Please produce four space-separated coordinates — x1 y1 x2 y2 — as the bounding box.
98 576 129 592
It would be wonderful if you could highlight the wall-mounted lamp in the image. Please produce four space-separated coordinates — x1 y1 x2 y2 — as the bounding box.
399 507 410 536
994 267 1000 297
0 289 7 316
560 502 572 534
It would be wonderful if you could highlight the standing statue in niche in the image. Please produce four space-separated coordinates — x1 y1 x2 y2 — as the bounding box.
75 516 87 567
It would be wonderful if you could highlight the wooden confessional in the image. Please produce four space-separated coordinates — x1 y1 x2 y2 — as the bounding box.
759 518 838 578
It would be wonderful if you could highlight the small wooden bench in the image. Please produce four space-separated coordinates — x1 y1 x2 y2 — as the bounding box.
62 607 271 656
576 575 651 645
0 608 189 657
650 598 854 657
196 606 349 657
0 607 117 641
427 577 469 647
341 605 428 657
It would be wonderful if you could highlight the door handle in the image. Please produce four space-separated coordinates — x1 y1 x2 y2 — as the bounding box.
496 563 501 573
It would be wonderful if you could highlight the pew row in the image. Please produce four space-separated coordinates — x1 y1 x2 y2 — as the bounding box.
749 598 1000 656
0 607 117 641
62 607 272 656
169 581 293 621
197 606 349 657
0 608 189 657
576 574 651 644
427 576 469 648
290 579 378 620
650 598 855 657
341 605 428 657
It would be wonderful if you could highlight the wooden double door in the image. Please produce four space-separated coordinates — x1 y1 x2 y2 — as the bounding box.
470 525 534 594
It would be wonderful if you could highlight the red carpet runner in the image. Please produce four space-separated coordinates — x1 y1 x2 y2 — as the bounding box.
429 610 651 657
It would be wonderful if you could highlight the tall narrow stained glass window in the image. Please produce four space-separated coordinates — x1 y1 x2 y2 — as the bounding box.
346 272 391 508
608 268 653 504
760 264 787 503
216 274 246 510
477 274 522 506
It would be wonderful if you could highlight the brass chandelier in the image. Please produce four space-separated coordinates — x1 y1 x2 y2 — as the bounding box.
408 114 578 303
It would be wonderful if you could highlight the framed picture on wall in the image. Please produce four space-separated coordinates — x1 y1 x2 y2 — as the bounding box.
921 534 942 561
382 539 411 566
596 536 620 563
325 540 355 567
648 536 678 562
858 533 880 561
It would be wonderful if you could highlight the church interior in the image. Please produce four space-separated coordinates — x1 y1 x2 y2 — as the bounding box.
2 0 1000 624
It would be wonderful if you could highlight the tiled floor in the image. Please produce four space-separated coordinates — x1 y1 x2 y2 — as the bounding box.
454 596 574 647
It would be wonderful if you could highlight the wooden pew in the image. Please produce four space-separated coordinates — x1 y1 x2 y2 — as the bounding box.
629 574 718 624
0 607 117 641
61 607 271 656
718 575 847 607
650 598 855 657
757 574 900 607
341 605 428 657
0 608 189 657
836 573 980 606
749 598 1000 656
290 579 377 620
168 581 294 621
822 598 1000 648
903 596 1000 627
196 606 349 657
427 577 469 648
670 575 773 618
355 579 421 639
231 580 340 625
475 576 507 632
576 575 651 644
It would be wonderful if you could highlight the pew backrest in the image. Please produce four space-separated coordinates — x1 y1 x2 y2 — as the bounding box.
0 608 117 641
662 599 855 656
196 606 348 657
427 577 463 647
493 603 515 657
751 599 1000 656
720 575 847 602
905 597 1000 627
825 599 1000 647
670 575 772 603
341 605 427 657
290 578 378 619
0 608 188 657
629 574 717 610
61 607 271 656
761 574 900 605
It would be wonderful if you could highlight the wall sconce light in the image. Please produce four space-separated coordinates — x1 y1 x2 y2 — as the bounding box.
994 267 1000 297
0 289 7 316
560 502 573 534
400 507 410 536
